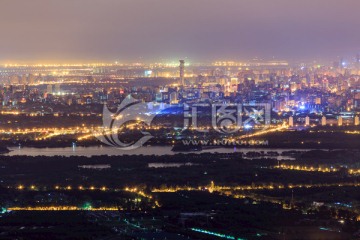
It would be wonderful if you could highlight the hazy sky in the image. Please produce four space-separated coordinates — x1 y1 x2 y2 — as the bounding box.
0 0 359 63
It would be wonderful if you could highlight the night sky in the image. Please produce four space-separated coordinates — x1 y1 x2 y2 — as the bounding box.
0 0 359 63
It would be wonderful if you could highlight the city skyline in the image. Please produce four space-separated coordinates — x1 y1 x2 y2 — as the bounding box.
2 1 360 239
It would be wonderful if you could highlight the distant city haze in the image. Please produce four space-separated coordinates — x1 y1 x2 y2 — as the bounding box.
0 0 359 63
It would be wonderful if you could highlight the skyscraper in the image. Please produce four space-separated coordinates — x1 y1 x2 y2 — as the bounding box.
179 60 185 86
321 116 327 126
338 116 343 126
289 116 294 127
354 115 359 126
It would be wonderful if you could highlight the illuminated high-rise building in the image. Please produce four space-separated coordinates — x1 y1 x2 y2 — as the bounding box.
321 116 327 126
338 116 343 126
290 82 297 92
170 91 178 104
179 60 185 86
289 116 294 127
305 116 310 126
354 115 359 126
